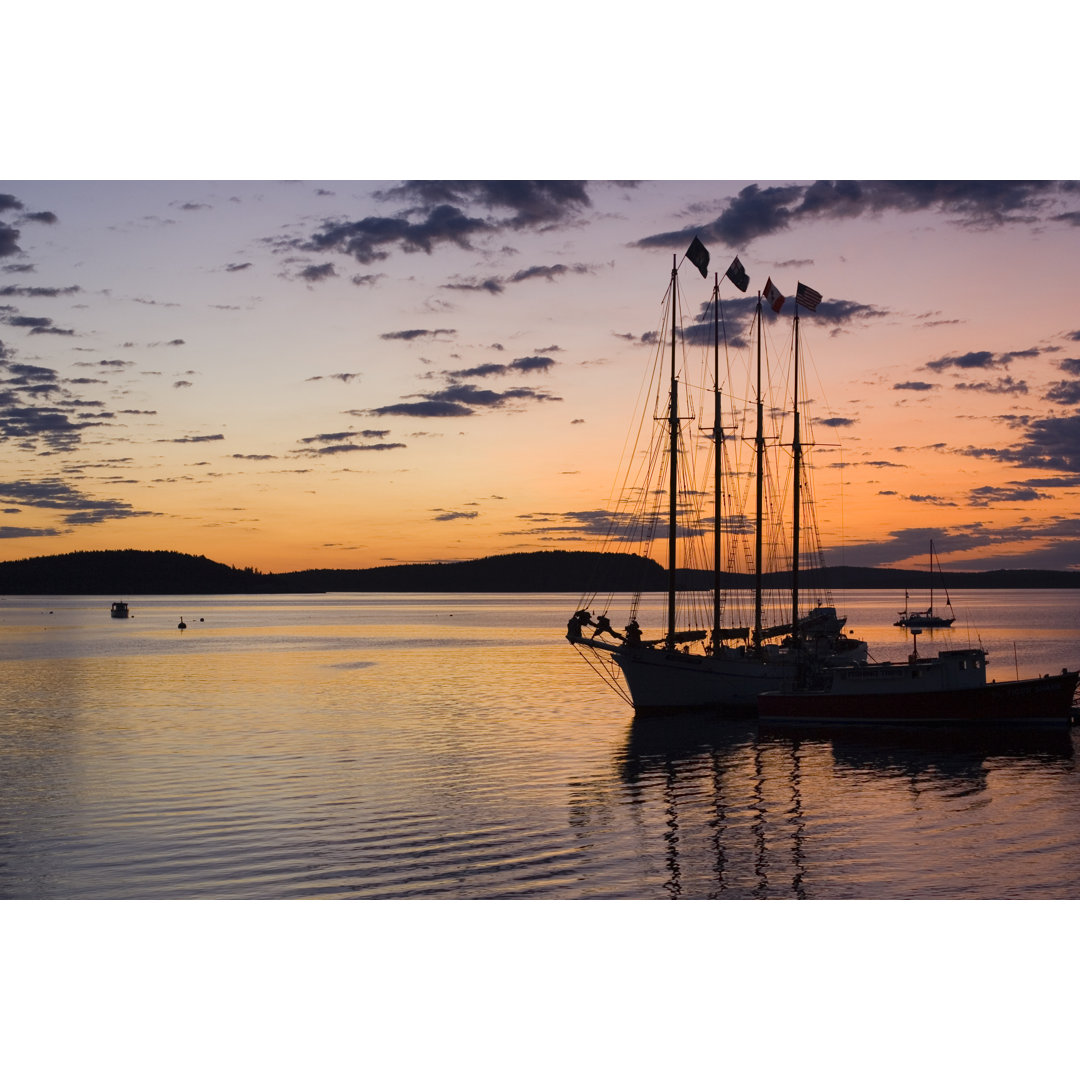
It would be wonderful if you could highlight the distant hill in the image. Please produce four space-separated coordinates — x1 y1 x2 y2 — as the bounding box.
0 548 1077 595
0 549 267 595
0 548 665 595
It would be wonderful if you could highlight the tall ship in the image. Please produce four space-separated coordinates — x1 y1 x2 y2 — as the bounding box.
567 243 864 715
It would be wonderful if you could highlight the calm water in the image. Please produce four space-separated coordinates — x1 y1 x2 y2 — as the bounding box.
2 589 1079 899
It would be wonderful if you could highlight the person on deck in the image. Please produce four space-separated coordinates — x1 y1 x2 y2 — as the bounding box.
591 613 623 641
566 609 593 642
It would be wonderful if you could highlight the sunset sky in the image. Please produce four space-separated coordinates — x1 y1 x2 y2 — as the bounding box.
3 179 1080 573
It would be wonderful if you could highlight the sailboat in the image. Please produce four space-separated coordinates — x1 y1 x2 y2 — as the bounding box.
567 246 864 715
894 539 955 628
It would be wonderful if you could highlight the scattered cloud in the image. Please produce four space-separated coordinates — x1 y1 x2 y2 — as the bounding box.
275 181 592 268
636 181 1080 251
380 328 456 342
432 509 479 521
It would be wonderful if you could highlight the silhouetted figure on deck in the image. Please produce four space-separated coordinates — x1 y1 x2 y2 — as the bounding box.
566 609 593 642
591 613 623 641
624 619 642 647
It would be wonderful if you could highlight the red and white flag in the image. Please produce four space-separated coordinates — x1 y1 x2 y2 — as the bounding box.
763 277 785 313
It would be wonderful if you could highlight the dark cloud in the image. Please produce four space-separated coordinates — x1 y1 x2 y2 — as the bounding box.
0 356 108 452
637 181 1077 250
505 506 711 544
822 522 1080 571
1044 381 1080 405
300 430 380 444
818 416 856 428
368 401 473 418
432 509 479 521
0 525 63 538
301 205 493 266
510 264 590 284
156 434 225 443
299 262 336 282
0 225 21 259
444 355 556 379
443 277 505 295
968 485 1049 505
960 412 1080 473
0 285 80 298
225 262 252 272
954 376 1028 395
377 181 591 228
680 292 886 351
306 372 362 384
380 328 455 342
297 441 406 455
447 263 594 294
925 350 1000 373
0 478 145 524
282 181 591 268
894 381 938 392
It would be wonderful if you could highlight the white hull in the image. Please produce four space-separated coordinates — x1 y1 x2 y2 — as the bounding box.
612 646 798 715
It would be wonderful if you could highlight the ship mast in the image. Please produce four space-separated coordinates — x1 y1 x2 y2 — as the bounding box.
666 255 679 650
791 308 802 632
712 273 722 644
753 294 764 648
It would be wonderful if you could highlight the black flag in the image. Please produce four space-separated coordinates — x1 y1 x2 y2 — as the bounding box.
685 236 710 278
725 255 749 292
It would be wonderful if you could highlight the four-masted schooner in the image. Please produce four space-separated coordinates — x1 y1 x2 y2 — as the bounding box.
567 240 864 714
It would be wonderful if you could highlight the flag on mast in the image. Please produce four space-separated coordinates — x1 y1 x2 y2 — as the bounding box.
763 277 785 313
685 236 710 278
796 282 822 311
725 255 749 292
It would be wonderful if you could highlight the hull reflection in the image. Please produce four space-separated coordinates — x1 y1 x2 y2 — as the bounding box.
568 714 1078 899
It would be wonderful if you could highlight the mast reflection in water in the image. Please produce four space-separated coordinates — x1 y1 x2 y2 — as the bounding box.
583 714 1077 900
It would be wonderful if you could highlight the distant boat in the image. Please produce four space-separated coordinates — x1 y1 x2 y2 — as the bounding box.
894 539 955 628
110 601 129 619
759 631 1079 725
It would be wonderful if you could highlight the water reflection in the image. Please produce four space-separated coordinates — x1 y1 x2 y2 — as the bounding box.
600 714 1076 899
